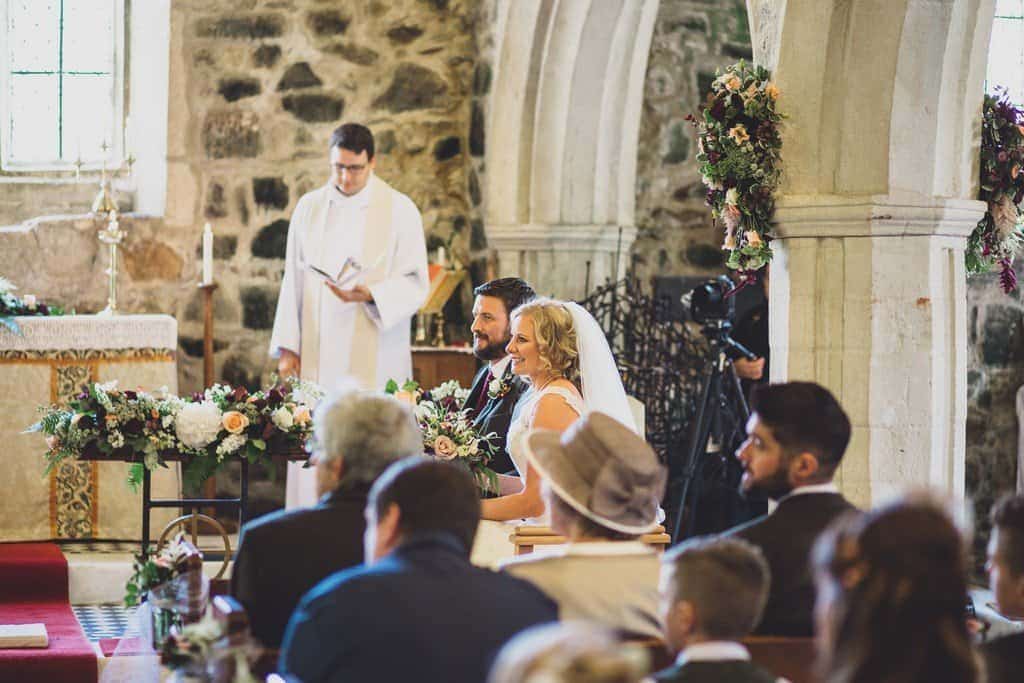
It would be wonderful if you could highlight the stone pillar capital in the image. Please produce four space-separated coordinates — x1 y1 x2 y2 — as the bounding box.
774 193 986 240
486 222 638 253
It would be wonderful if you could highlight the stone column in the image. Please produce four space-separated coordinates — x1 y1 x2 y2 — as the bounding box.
772 195 981 507
484 0 660 299
752 0 995 507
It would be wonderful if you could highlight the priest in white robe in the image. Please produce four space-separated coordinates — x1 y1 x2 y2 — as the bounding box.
269 123 429 507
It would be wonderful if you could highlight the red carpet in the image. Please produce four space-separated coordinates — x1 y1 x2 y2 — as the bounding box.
0 543 96 683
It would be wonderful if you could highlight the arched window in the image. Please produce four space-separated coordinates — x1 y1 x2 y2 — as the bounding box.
988 0 1024 101
1 0 125 170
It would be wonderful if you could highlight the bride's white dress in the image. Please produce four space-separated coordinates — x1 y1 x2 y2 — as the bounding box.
506 384 585 524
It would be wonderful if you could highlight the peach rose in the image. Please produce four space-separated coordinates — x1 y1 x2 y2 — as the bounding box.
728 124 750 144
765 82 780 100
745 230 763 247
394 390 416 406
293 405 311 425
723 231 737 250
222 410 249 434
433 435 457 460
725 75 741 91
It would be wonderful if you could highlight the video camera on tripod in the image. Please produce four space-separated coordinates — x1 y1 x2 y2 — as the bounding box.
683 275 757 361
671 275 757 541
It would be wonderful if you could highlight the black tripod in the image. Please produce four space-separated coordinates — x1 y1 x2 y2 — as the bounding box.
671 319 755 541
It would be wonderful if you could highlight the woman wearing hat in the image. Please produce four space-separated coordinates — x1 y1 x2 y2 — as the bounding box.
499 411 667 639
480 299 639 524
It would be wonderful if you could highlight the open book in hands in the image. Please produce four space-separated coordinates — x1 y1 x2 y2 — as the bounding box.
307 257 364 288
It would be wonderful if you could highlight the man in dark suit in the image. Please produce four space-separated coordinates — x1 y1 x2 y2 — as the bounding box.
982 493 1024 683
279 458 557 683
230 391 422 648
463 277 536 474
653 537 778 683
723 381 858 636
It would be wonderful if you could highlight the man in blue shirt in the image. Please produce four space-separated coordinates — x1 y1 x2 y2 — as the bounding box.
279 457 558 683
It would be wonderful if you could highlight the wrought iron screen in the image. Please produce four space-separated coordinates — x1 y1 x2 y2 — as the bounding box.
579 277 710 466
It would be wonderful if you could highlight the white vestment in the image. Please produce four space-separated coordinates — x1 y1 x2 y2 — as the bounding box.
269 174 429 507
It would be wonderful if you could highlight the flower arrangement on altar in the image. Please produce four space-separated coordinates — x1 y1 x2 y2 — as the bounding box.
689 60 782 280
0 276 66 333
30 377 323 490
386 378 499 493
967 88 1024 292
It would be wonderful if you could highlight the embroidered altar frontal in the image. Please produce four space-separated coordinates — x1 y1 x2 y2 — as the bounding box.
0 315 180 541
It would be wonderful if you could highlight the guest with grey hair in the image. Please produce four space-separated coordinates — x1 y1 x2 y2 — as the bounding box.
499 412 667 639
652 537 779 683
231 390 422 648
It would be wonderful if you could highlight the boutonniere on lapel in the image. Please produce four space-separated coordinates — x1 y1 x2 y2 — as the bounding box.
487 375 512 401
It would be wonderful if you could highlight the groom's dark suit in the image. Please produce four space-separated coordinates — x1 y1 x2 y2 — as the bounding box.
463 360 528 474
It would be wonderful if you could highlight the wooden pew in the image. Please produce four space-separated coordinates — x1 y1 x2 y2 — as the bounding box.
742 636 818 683
509 524 672 555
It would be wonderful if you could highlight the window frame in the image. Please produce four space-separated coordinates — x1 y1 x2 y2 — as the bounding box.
0 0 127 174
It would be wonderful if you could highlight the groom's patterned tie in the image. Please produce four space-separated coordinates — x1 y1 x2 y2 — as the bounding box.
475 369 493 413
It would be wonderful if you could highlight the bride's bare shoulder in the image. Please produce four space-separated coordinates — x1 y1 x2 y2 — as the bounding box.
532 381 583 431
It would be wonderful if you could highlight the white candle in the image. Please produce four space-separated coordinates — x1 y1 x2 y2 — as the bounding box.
202 223 214 284
437 246 446 267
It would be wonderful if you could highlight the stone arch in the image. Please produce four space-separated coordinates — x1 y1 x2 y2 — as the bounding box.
484 0 659 297
748 0 996 506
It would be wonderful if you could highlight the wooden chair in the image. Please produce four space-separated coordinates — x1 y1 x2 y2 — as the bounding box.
742 636 819 683
509 524 672 555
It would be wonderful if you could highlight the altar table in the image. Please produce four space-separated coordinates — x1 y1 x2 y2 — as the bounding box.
0 315 180 542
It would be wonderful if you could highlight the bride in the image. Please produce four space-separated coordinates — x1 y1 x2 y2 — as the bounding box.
480 298 636 522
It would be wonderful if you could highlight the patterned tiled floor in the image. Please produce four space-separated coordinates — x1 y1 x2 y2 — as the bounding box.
72 604 139 642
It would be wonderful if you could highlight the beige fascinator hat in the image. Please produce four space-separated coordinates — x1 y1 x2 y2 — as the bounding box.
525 412 667 535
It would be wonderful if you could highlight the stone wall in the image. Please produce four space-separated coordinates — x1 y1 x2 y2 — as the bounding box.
967 267 1024 574
167 0 482 398
631 0 751 282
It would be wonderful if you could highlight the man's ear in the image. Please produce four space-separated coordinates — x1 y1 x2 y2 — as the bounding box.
790 451 821 483
669 600 697 641
378 503 402 549
331 456 345 481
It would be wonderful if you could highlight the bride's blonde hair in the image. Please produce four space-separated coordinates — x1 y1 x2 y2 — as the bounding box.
511 298 580 383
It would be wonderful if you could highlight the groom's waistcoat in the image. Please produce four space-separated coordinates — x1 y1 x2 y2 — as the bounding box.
463 362 527 475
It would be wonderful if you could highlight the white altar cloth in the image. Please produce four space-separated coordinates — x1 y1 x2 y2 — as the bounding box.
0 314 180 542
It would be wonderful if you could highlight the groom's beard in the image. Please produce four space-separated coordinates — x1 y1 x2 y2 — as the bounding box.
473 332 511 361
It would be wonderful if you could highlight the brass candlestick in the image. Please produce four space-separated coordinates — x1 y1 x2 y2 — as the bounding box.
96 210 125 317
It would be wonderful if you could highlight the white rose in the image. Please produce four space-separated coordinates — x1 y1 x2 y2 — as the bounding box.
271 406 294 430
725 188 740 206
22 294 36 309
488 378 503 395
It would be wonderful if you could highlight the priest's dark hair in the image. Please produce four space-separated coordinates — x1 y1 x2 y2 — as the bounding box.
368 457 480 554
329 123 375 159
750 381 851 477
474 277 537 318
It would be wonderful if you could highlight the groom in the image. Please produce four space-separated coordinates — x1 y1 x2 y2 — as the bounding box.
463 277 536 474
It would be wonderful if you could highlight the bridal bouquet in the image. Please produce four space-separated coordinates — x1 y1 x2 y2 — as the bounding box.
0 276 66 334
689 60 782 279
967 88 1024 292
31 377 323 490
386 379 499 493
